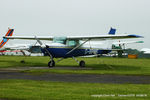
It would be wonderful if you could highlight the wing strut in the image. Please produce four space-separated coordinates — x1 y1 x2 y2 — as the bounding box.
34 36 55 67
66 39 89 55
34 36 52 58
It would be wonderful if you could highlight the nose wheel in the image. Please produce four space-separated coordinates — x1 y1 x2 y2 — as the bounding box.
48 60 55 67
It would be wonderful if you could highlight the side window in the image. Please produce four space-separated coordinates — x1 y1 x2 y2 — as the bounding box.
67 40 79 46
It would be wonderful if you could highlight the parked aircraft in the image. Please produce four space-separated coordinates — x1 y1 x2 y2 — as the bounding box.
0 28 14 49
0 29 42 54
107 28 144 49
2 28 143 67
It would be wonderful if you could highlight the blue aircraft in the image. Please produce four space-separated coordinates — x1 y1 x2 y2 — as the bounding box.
2 28 143 67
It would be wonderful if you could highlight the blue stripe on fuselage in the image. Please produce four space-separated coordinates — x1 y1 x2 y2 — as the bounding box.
41 47 111 58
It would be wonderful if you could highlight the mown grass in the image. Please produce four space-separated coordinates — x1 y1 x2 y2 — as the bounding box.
0 79 150 100
0 56 49 67
0 56 150 75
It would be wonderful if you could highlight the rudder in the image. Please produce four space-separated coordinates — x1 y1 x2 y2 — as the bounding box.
108 27 116 35
0 29 14 48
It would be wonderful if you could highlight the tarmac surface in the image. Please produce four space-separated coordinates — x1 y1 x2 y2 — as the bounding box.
0 67 150 84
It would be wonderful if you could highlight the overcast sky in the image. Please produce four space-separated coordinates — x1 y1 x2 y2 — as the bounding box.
0 0 149 49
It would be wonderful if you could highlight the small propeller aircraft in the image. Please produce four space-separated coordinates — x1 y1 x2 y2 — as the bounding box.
1 28 143 67
0 29 42 55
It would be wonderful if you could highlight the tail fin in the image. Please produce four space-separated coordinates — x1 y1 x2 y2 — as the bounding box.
0 28 14 48
108 27 116 35
107 28 116 49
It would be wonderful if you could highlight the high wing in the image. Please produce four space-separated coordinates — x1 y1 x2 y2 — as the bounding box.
67 34 143 40
113 40 144 45
4 34 143 40
3 36 53 40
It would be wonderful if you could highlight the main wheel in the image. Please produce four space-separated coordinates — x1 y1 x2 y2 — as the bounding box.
48 60 55 67
79 60 85 67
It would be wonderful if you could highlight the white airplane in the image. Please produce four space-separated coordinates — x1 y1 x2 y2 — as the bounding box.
1 28 143 67
0 29 41 53
112 40 144 49
1 43 30 50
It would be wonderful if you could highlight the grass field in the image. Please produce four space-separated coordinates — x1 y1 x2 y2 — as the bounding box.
0 56 150 75
0 56 150 100
0 79 149 100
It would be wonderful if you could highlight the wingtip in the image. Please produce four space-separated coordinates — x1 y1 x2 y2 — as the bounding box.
128 34 144 38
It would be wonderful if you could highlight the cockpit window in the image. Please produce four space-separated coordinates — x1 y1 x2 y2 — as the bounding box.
53 37 80 46
53 37 67 44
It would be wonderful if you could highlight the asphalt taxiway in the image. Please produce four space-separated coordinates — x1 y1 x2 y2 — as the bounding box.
0 67 150 84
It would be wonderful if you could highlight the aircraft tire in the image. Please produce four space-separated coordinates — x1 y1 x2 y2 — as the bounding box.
48 60 55 67
79 60 85 67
